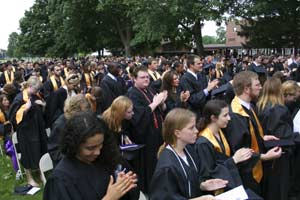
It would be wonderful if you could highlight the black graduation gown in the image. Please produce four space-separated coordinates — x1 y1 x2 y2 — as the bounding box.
43 157 138 200
150 147 203 200
42 77 64 100
224 101 263 195
126 86 164 193
179 71 209 118
164 91 188 114
47 114 66 167
100 75 127 111
8 92 47 169
44 87 67 128
194 136 242 190
258 104 295 200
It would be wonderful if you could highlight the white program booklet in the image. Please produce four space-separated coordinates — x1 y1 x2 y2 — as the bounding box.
215 185 248 200
27 187 41 195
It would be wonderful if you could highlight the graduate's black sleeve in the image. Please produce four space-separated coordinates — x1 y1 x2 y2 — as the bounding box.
194 138 242 189
179 77 207 110
43 80 53 100
43 175 80 200
259 105 294 140
100 80 116 111
150 167 188 200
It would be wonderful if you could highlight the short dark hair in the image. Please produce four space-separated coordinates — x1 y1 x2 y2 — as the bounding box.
132 66 148 78
186 54 200 68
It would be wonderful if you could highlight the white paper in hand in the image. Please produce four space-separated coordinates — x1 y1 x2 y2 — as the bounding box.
215 185 248 200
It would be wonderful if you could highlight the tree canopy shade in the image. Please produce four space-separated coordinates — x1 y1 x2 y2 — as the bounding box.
230 0 300 52
129 0 230 55
9 0 233 57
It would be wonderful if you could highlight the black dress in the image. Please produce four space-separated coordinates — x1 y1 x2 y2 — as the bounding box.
44 157 138 200
150 146 204 200
8 90 47 169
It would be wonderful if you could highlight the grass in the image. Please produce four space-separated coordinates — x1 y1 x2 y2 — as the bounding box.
0 154 43 200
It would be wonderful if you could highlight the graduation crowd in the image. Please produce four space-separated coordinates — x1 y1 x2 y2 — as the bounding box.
0 53 300 200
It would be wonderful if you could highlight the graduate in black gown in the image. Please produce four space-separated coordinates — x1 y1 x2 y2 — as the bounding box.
44 73 81 129
9 76 47 187
160 70 190 114
47 94 92 166
127 66 167 193
44 112 139 200
150 108 228 200
224 71 282 197
257 77 296 200
196 100 253 192
179 55 219 118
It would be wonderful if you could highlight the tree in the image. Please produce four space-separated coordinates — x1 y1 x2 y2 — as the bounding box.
230 0 300 53
216 26 226 44
202 35 217 45
18 0 54 57
7 32 21 58
129 0 232 55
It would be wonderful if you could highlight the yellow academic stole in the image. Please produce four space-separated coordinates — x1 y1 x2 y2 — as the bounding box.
4 71 14 84
50 76 65 91
16 89 29 124
231 96 263 183
84 73 92 87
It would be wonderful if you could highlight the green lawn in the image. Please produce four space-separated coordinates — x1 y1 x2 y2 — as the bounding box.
0 155 43 200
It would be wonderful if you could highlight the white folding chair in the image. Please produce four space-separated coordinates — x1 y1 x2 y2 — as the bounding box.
0 137 3 156
12 132 24 179
39 153 53 185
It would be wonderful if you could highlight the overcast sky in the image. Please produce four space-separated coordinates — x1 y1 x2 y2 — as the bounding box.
0 0 218 50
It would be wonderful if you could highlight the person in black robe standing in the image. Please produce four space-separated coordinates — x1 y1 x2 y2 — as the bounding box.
127 66 167 193
150 108 227 200
9 76 47 187
101 62 127 111
257 77 296 200
47 94 92 166
44 73 81 129
44 112 139 200
179 55 219 119
224 71 282 197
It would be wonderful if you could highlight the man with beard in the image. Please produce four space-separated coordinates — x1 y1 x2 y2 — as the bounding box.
100 62 127 111
43 65 65 100
224 71 282 197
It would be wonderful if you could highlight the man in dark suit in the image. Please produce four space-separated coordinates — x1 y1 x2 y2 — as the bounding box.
100 62 127 111
179 54 219 118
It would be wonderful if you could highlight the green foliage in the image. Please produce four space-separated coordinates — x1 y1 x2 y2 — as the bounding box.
202 35 217 44
231 0 300 50
6 32 21 58
216 26 226 44
0 155 43 200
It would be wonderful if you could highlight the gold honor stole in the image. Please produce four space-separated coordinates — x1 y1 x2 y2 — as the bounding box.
84 73 92 87
85 93 96 112
16 89 29 124
4 71 14 84
231 96 264 183
200 127 231 156
64 68 69 78
50 76 65 91
148 69 161 81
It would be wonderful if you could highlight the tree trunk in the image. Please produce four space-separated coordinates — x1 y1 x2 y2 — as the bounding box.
115 19 132 57
193 20 205 56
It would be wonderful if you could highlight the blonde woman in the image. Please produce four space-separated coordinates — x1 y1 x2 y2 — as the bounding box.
102 96 134 145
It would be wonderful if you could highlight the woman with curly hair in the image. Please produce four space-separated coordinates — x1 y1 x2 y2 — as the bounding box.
44 112 139 200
